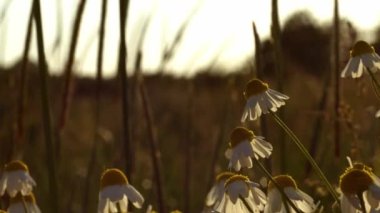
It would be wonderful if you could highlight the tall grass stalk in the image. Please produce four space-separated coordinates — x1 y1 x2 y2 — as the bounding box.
305 70 330 177
333 0 341 158
59 0 87 131
206 78 234 190
270 111 340 204
252 22 271 172
252 158 301 213
184 82 194 213
140 75 166 213
271 0 286 172
82 0 108 212
16 3 34 146
32 0 59 210
117 0 133 178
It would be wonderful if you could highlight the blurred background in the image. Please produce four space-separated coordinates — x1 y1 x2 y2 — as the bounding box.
1 0 380 212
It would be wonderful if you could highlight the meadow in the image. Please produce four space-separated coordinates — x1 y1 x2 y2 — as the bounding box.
1 0 380 213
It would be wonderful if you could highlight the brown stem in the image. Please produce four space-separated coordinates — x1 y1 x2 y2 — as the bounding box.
140 78 166 213
33 0 59 210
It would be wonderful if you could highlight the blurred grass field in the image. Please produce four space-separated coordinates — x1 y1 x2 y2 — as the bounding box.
2 2 380 212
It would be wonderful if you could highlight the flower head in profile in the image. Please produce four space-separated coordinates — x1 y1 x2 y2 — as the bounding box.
205 172 236 208
241 79 289 122
341 40 380 78
98 168 144 213
8 193 41 213
225 127 272 171
214 174 266 212
0 160 36 197
264 175 318 213
339 159 380 212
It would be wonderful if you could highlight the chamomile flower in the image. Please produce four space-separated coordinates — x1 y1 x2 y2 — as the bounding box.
205 172 236 208
98 168 144 213
0 160 36 197
241 79 289 122
341 40 380 78
7 193 41 213
225 127 272 171
264 175 318 213
214 174 266 212
339 162 380 212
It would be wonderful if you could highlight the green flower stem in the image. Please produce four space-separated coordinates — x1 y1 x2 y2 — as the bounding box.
367 67 380 89
21 197 30 213
270 111 340 204
367 67 380 100
239 195 254 213
358 193 366 213
252 158 301 213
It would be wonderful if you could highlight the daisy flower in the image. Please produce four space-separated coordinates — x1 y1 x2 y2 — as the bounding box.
339 161 380 212
225 127 272 171
7 193 41 213
341 40 380 78
98 168 144 213
264 175 318 213
241 79 289 122
214 174 266 212
205 172 236 208
0 160 36 197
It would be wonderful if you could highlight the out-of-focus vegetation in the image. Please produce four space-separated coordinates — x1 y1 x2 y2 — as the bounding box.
1 8 380 213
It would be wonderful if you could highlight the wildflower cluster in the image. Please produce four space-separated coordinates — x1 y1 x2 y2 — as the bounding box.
0 160 40 213
203 79 319 213
203 40 380 213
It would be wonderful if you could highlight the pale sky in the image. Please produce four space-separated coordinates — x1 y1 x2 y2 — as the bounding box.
1 0 380 77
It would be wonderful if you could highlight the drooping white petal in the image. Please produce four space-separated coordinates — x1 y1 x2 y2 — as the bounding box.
124 185 144 208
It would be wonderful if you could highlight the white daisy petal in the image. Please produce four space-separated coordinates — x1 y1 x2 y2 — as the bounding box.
124 185 144 208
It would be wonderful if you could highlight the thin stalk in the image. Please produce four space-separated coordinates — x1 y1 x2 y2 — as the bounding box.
206 78 233 190
252 158 301 213
21 196 30 213
82 0 108 212
371 79 380 100
252 22 270 172
305 66 331 177
238 195 253 213
16 2 34 144
33 0 59 211
357 193 366 213
333 0 341 158
118 0 133 178
140 79 166 213
367 67 380 98
271 0 286 173
59 0 87 130
184 82 193 213
270 111 340 204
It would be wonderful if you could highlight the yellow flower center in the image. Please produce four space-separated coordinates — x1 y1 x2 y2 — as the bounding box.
229 127 254 148
5 160 28 172
225 174 249 188
350 40 375 57
0 210 7 213
216 172 235 182
244 79 269 99
100 168 128 189
352 163 373 173
268 175 297 190
10 193 36 204
340 168 373 195
170 210 182 213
